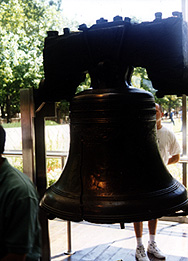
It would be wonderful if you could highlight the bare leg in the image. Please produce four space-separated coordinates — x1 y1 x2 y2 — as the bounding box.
134 222 143 237
134 222 143 247
148 219 157 242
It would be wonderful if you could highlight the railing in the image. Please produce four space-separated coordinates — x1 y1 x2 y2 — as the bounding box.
4 150 68 169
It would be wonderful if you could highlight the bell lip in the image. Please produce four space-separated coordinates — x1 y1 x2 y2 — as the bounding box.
83 199 188 224
40 179 188 222
40 201 83 222
40 198 188 223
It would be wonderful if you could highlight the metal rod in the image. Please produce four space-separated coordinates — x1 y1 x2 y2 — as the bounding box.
64 221 75 255
181 0 188 187
182 95 187 187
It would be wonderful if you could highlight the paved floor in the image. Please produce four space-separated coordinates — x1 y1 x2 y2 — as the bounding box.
49 219 188 261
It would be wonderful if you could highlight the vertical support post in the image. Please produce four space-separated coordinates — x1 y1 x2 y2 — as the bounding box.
182 95 187 187
182 0 188 20
20 88 35 181
61 155 65 170
64 221 75 255
182 0 188 187
21 89 56 261
34 102 56 261
34 106 50 261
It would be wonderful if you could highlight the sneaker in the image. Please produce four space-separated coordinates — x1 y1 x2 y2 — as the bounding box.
147 241 166 259
135 245 150 261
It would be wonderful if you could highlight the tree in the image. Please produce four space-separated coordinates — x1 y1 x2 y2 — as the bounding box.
132 67 182 113
76 73 91 94
55 73 91 123
0 0 70 122
155 95 182 114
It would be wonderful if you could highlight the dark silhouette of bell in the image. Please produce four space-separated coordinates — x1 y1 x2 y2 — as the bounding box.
40 84 188 223
40 14 188 223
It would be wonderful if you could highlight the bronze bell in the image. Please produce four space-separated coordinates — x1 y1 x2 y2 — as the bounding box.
39 14 188 223
40 75 188 223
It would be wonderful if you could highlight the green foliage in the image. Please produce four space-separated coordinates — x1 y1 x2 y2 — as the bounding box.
7 156 23 172
6 155 62 187
56 100 70 122
2 120 59 128
133 67 148 80
76 73 91 93
45 120 59 126
46 157 62 187
56 73 91 121
0 0 72 122
132 67 182 112
2 122 21 128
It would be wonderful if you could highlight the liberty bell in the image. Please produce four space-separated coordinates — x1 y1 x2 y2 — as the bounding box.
39 13 188 223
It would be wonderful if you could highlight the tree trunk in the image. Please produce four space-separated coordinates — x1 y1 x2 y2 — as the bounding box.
6 95 11 123
0 104 5 118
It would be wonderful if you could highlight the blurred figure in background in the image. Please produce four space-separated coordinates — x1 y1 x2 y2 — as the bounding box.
170 110 175 125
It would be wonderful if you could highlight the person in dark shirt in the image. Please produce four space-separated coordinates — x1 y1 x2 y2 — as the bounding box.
0 125 41 261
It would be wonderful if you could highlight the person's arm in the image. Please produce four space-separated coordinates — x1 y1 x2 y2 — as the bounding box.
1 253 26 261
167 154 180 165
